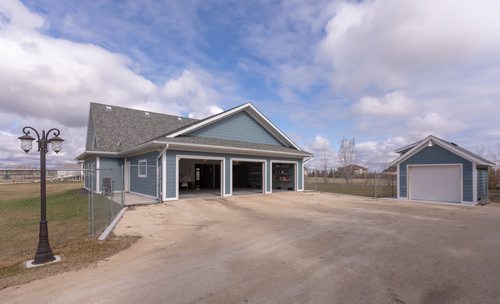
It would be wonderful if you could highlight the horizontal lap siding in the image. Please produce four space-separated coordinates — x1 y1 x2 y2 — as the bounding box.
166 150 303 199
129 151 159 197
477 168 488 200
188 111 284 146
399 145 472 202
99 157 124 191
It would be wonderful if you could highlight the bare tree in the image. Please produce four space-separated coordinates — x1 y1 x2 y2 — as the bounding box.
314 135 332 183
338 137 356 184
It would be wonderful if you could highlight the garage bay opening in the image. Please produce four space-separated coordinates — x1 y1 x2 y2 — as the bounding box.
272 162 295 191
232 160 264 195
178 158 222 199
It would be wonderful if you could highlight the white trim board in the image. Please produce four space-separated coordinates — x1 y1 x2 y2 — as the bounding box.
270 160 298 193
154 141 309 157
230 158 266 196
161 146 168 201
175 155 226 200
96 156 100 193
138 159 147 178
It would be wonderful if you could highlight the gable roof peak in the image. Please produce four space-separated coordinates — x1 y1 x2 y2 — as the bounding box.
163 102 302 151
390 134 494 167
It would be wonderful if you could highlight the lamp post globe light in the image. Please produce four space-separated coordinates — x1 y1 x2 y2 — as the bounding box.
18 126 64 265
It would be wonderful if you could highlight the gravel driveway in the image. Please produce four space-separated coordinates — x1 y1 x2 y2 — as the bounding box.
2 192 500 304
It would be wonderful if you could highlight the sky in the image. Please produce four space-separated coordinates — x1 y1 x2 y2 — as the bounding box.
1 0 500 169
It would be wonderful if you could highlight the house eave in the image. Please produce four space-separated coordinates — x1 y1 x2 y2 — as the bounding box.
152 140 312 158
76 151 120 160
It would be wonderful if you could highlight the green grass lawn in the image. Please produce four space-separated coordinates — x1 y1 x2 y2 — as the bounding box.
0 183 135 290
490 188 500 203
0 189 89 261
305 182 397 198
0 187 122 262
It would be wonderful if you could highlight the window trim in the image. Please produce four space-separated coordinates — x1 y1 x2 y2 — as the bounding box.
138 159 147 178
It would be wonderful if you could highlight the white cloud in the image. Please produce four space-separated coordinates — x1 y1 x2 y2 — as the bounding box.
352 91 416 117
313 134 331 150
409 113 467 138
356 136 408 168
0 0 230 165
160 70 223 118
319 0 500 91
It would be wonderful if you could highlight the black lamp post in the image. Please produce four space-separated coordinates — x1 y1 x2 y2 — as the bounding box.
18 127 64 265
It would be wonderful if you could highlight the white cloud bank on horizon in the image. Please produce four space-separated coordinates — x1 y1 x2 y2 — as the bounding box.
0 0 226 166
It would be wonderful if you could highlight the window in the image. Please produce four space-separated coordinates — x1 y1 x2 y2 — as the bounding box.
138 159 147 177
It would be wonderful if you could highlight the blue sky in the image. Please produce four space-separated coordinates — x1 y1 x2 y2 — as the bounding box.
1 0 500 168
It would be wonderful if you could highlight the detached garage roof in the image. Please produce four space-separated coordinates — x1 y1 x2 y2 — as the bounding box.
390 135 495 167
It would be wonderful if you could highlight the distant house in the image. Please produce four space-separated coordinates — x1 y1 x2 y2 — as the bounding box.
337 165 368 176
389 135 494 204
76 102 312 201
382 166 397 175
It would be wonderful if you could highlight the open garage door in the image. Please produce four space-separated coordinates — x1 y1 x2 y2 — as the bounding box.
178 158 222 199
272 162 296 192
408 165 461 203
232 160 264 195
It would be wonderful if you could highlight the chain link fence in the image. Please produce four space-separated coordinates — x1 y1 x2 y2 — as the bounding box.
304 166 397 198
0 166 126 263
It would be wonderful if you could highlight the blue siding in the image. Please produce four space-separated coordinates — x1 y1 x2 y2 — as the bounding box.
399 144 473 202
165 150 303 199
187 111 284 146
477 168 488 201
99 157 124 191
129 151 159 197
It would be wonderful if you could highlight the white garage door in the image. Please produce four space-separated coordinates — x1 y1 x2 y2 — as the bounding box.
408 165 461 203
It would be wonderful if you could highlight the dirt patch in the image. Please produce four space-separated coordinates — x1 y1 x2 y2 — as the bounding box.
2 193 500 303
0 236 138 290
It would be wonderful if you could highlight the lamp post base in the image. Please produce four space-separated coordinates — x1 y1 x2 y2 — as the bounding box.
26 255 61 268
33 220 55 265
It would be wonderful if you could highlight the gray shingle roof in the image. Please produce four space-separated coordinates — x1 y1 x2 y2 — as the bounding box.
154 136 312 156
88 103 198 152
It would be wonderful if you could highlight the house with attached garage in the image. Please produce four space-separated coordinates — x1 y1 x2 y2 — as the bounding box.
77 102 312 201
389 135 494 205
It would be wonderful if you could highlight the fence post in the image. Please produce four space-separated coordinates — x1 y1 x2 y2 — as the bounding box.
88 164 95 239
121 165 125 206
314 167 318 191
374 171 377 199
111 169 114 221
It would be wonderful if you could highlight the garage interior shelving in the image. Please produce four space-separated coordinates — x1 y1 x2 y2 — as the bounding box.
272 163 295 191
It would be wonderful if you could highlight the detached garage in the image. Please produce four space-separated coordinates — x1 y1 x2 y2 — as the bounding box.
390 135 494 205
